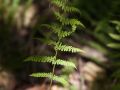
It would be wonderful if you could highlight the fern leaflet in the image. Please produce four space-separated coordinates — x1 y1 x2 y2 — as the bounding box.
55 43 84 53
25 56 76 68
30 72 68 86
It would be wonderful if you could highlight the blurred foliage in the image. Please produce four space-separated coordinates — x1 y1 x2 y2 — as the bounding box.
0 0 32 70
73 0 120 90
0 0 32 21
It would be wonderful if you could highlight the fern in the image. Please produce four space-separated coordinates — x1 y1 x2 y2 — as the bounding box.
107 20 120 49
107 20 120 90
109 33 120 41
30 72 68 86
51 0 80 13
54 12 84 27
25 56 76 68
55 42 84 53
25 0 84 89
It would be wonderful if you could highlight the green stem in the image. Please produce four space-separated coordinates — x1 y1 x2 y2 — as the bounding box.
49 62 56 90
49 40 60 90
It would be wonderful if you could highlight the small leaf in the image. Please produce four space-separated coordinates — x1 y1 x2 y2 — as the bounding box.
55 59 76 68
30 72 68 86
25 56 55 63
109 33 120 41
55 43 84 53
107 43 120 49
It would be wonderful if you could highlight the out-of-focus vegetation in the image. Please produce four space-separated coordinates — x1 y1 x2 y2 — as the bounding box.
0 0 120 90
74 0 120 90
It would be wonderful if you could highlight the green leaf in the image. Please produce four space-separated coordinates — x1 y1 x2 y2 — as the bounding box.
25 56 55 63
41 24 62 34
55 43 84 53
54 12 84 28
109 33 120 41
55 59 76 68
51 0 80 13
52 75 68 86
107 43 120 49
25 56 76 68
30 72 53 78
41 24 77 38
30 72 68 86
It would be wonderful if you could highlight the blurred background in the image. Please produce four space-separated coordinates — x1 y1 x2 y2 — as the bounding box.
0 0 120 90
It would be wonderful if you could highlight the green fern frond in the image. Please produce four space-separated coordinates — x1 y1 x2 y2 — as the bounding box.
55 43 84 53
51 0 65 8
51 0 80 13
41 24 62 34
41 24 76 38
107 43 120 49
70 19 84 27
25 56 55 63
54 12 84 28
109 33 120 41
25 56 76 68
30 72 68 86
54 12 70 25
30 72 53 78
25 0 84 88
52 75 68 86
59 30 73 38
55 59 76 68
111 20 120 33
111 20 120 26
62 6 80 13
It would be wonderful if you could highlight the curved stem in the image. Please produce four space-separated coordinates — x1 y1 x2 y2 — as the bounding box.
49 50 58 90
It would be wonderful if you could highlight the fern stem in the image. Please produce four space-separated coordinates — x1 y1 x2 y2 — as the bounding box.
49 48 58 90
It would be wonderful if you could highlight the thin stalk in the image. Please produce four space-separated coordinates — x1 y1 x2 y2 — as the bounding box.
49 40 60 90
49 50 58 90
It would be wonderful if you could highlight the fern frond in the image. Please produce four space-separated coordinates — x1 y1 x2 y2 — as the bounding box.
25 0 84 88
41 24 62 34
54 12 70 25
41 24 76 38
25 56 76 68
30 72 68 86
109 33 120 41
25 56 55 63
55 43 84 53
107 43 120 49
30 72 53 78
59 30 73 38
111 20 120 33
51 0 80 13
63 6 80 13
54 12 84 28
52 74 68 86
111 20 120 26
55 59 76 68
